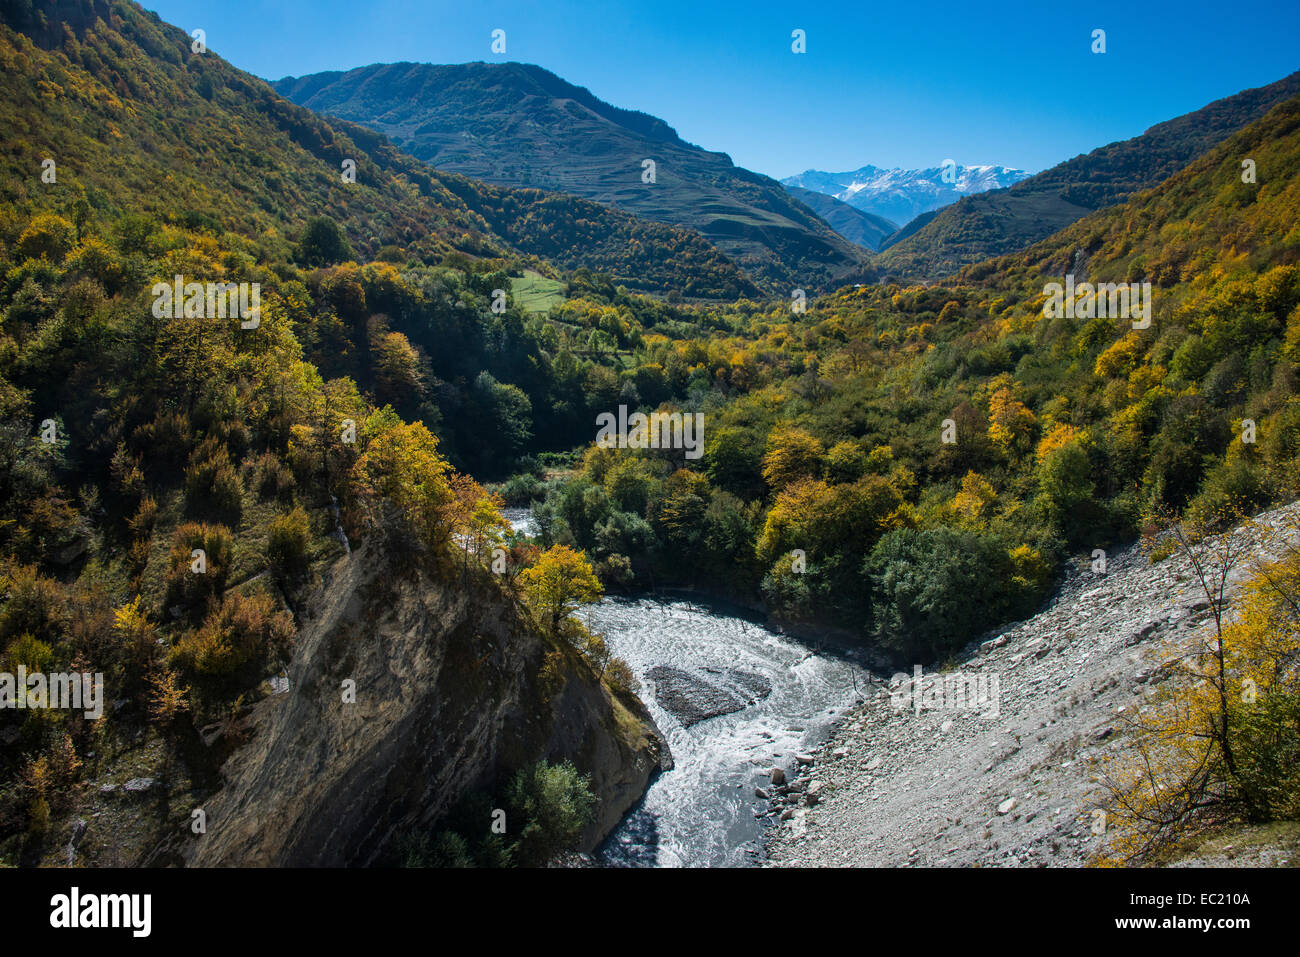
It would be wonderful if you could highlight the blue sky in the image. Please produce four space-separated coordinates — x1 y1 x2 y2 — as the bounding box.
144 0 1300 179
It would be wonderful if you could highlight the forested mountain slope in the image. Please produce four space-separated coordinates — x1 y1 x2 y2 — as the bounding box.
274 61 875 293
875 69 1300 280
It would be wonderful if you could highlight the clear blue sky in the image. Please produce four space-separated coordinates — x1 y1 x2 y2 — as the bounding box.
143 0 1300 179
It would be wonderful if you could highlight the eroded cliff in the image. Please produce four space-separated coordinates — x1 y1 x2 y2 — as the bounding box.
186 547 669 866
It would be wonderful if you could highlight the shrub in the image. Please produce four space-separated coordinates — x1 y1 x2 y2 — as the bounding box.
605 656 640 695
171 591 294 682
0 563 65 647
1185 456 1270 530
504 761 596 865
128 496 158 539
266 507 311 580
162 523 232 618
251 451 295 501
499 472 545 506
184 438 243 522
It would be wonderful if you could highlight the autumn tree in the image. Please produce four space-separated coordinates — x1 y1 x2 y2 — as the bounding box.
761 424 823 492
517 545 603 635
1098 513 1300 862
351 420 453 552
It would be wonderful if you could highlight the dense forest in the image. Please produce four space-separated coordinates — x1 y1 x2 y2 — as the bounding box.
525 91 1300 661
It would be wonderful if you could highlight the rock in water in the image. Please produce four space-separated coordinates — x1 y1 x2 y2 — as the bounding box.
647 665 772 726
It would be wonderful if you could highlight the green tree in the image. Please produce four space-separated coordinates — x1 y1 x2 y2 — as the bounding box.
297 216 354 267
504 761 596 865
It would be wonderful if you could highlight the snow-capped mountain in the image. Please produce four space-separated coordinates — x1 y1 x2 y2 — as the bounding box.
782 163 1032 228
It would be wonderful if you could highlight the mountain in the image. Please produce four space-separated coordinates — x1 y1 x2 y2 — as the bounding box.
875 68 1300 280
0 0 755 299
272 62 874 293
784 186 898 251
782 163 1031 229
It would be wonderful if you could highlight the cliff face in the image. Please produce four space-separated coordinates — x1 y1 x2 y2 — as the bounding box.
187 548 669 867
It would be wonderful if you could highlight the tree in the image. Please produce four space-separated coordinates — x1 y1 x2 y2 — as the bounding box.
1099 513 1300 863
504 761 596 865
705 426 764 498
351 421 453 551
297 216 353 267
15 213 75 263
987 384 1037 457
761 424 822 492
864 526 1030 660
517 545 602 635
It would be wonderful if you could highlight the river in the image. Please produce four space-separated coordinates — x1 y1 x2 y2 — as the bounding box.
503 507 871 867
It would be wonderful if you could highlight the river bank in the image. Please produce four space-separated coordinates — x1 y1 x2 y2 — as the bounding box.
504 506 882 866
764 502 1300 867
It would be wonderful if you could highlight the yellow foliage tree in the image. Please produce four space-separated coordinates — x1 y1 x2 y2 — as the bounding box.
761 424 823 492
952 471 998 526
987 385 1037 457
351 420 453 551
1097 516 1300 863
518 545 603 636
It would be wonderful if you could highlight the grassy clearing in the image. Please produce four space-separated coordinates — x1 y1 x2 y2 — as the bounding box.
509 273 567 313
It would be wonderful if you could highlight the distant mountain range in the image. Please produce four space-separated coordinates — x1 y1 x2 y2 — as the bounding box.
874 69 1300 279
782 186 900 251
781 164 1032 230
273 62 873 292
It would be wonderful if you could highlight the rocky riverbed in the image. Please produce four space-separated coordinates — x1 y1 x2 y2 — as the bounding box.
765 502 1300 867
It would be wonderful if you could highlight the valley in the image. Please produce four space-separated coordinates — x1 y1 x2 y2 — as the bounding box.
0 0 1297 882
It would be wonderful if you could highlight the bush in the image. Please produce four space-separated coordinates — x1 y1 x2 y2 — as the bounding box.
0 563 66 647
128 495 158 540
251 451 295 501
171 591 294 684
605 656 640 695
267 507 311 580
184 439 243 522
760 552 815 621
162 523 233 618
504 761 596 866
864 527 1039 661
1185 456 1270 530
499 472 545 506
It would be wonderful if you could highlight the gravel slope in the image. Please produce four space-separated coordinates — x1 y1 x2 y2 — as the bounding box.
764 503 1300 868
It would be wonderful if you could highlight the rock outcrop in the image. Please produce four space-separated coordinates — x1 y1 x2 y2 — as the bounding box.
186 547 669 866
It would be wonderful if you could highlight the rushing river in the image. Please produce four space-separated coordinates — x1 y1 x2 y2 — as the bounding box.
582 597 870 867
505 509 872 868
